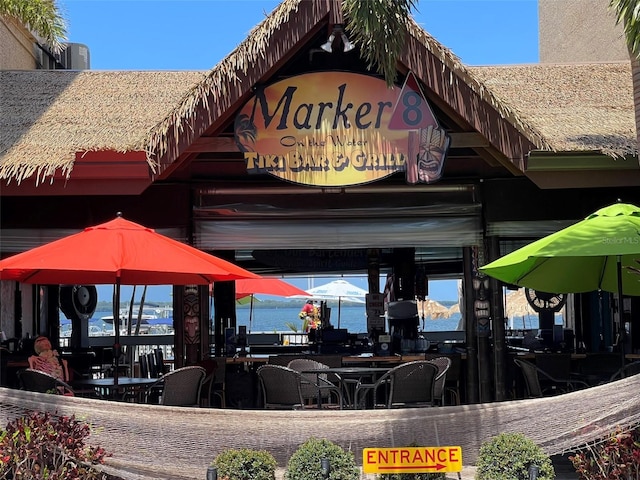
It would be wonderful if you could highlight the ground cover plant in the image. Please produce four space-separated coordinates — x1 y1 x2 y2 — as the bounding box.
570 426 640 479
0 410 117 480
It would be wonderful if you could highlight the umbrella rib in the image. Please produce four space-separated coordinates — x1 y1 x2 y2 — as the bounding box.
515 257 550 286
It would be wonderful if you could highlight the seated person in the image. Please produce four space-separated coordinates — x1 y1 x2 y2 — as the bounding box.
28 335 70 383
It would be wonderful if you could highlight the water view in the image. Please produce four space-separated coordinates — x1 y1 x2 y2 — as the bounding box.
62 301 546 337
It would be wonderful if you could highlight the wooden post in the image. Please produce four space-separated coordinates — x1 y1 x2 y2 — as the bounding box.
488 235 507 401
463 247 479 404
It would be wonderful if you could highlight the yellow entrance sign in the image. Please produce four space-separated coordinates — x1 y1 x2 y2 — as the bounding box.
363 446 462 474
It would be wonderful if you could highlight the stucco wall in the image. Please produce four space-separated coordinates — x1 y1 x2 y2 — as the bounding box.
539 0 628 63
0 17 37 69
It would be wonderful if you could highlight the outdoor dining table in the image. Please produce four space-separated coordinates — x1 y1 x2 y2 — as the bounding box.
72 377 158 402
301 366 392 408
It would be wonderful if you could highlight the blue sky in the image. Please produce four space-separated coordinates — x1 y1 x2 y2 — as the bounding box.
60 0 538 70
60 0 538 303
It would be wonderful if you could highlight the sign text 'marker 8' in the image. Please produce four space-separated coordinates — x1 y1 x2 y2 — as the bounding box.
234 71 450 187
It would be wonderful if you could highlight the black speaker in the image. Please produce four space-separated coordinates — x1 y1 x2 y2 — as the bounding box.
59 285 98 321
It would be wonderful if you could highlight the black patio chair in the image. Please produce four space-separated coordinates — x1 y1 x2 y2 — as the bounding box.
18 368 75 396
287 358 343 408
609 360 640 382
354 360 439 409
256 364 312 410
144 365 206 406
514 358 588 398
425 356 451 406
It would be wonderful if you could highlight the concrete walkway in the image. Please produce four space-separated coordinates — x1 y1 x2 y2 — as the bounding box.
276 462 581 479
275 466 477 479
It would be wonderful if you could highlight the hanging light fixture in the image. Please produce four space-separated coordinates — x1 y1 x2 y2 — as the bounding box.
320 32 336 53
320 25 355 53
341 32 355 52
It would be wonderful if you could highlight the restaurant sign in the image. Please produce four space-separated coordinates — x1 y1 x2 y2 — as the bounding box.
234 71 450 187
363 446 462 474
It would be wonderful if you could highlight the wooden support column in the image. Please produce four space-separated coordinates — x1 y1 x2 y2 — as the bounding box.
462 247 479 404
213 281 236 357
212 249 238 357
173 285 184 369
467 244 494 403
487 235 507 401
174 284 210 366
367 248 380 294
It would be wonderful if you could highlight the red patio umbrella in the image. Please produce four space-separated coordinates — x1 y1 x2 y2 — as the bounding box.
212 277 309 332
234 278 309 299
0 214 259 383
0 215 258 285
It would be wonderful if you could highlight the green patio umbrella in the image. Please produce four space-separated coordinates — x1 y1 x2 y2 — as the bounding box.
479 202 640 297
480 202 640 363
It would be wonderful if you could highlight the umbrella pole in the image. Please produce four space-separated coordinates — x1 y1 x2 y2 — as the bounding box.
249 295 254 334
338 298 341 329
617 256 626 369
113 280 120 387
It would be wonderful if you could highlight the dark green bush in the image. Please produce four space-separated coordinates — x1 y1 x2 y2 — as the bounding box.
213 448 277 480
285 437 359 480
0 410 113 479
475 432 554 480
570 426 640 479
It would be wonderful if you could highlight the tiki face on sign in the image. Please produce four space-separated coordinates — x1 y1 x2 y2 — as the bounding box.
183 286 200 344
416 126 449 183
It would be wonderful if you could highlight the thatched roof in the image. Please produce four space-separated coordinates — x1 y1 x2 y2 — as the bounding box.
469 62 635 158
0 70 205 184
0 0 635 186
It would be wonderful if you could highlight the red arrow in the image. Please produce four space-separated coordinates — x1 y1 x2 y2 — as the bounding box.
379 464 446 471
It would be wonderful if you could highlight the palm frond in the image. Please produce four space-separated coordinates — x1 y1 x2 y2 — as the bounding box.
0 0 67 53
343 0 418 87
609 0 640 58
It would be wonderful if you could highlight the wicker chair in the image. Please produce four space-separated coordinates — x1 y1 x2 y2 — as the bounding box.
425 356 451 406
609 360 640 382
18 368 75 396
353 360 439 409
144 366 206 406
257 364 309 409
199 357 227 408
514 358 588 398
443 353 462 405
287 358 343 408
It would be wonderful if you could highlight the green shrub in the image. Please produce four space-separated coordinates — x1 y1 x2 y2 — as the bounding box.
213 448 277 480
570 426 640 479
0 410 113 479
285 437 359 480
475 432 554 480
